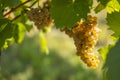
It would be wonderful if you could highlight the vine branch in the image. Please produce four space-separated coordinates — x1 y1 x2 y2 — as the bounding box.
12 0 38 21
3 0 32 17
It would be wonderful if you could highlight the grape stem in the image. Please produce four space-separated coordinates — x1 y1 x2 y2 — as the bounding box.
11 0 38 21
3 0 32 17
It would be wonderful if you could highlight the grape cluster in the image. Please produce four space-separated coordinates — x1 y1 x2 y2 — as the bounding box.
62 15 101 68
27 7 53 30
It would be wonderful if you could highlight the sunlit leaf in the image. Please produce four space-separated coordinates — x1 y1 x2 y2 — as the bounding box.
39 31 49 55
16 23 26 43
0 22 15 49
106 0 120 13
106 12 120 37
2 38 14 50
96 0 120 13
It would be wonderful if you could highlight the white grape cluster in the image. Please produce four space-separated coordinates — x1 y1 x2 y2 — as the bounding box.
62 15 101 68
27 7 52 30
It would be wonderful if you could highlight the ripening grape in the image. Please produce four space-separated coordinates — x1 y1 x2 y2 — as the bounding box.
27 7 53 30
80 53 99 68
62 15 101 68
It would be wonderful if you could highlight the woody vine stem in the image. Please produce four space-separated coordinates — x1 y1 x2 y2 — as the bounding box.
3 0 31 17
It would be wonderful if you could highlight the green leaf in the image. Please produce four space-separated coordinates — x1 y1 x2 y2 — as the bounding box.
0 7 4 18
97 0 109 5
117 0 120 4
1 0 21 7
74 0 90 19
0 22 15 49
50 0 90 28
104 39 120 80
0 19 10 32
13 22 26 43
14 11 33 32
96 0 120 13
0 19 10 49
106 0 120 13
106 12 120 37
25 20 33 32
0 18 10 25
88 0 93 7
2 38 14 50
39 31 49 55
94 3 105 13
13 24 19 43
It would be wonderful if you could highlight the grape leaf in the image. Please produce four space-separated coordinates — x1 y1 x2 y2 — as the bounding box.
0 22 15 49
50 0 90 28
97 0 109 5
39 31 49 55
94 3 105 13
0 2 4 18
106 12 120 37
0 19 10 32
1 0 21 7
88 0 93 7
14 11 33 32
95 0 120 13
13 24 19 43
117 0 120 3
104 39 120 80
0 9 3 18
106 0 120 13
13 22 26 43
96 0 109 12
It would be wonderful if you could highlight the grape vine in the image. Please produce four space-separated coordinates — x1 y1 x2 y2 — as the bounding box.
0 0 120 74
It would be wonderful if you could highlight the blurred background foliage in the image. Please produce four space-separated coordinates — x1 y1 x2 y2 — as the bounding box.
0 28 104 80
